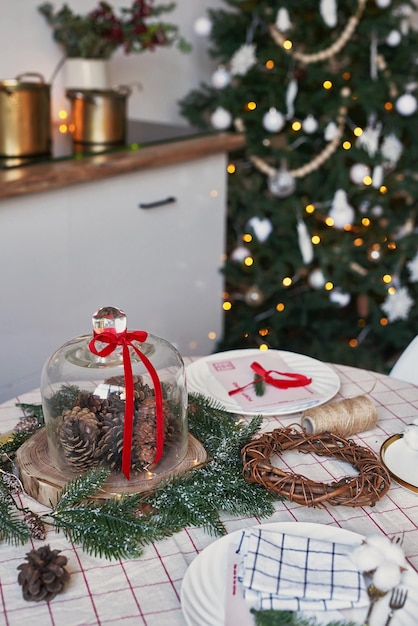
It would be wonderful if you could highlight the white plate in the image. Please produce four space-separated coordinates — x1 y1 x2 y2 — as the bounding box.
181 522 418 626
186 349 340 416
380 435 418 492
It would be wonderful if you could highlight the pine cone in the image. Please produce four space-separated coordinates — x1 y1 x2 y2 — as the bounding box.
94 396 176 472
131 397 177 467
17 545 70 602
58 406 101 471
104 375 154 404
74 391 110 416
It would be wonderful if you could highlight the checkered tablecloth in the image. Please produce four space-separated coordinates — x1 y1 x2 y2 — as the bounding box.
1 362 418 626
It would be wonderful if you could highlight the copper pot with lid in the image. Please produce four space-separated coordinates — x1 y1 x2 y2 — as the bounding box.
66 86 131 145
0 73 51 157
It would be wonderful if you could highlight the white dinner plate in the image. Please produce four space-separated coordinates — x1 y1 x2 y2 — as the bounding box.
186 349 340 416
380 434 418 492
181 521 418 626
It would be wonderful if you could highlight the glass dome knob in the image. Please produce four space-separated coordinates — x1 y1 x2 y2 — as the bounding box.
92 306 127 335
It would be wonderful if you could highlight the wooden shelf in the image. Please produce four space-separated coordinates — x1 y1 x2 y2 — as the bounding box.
0 132 244 200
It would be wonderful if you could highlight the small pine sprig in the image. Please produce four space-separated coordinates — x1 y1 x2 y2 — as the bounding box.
45 384 80 418
253 374 265 396
0 479 31 545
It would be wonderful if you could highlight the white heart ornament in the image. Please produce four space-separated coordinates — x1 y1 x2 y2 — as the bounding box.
247 217 273 242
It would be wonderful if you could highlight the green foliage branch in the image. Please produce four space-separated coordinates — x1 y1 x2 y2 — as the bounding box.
38 0 190 59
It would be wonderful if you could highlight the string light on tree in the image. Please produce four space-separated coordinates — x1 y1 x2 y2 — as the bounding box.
244 285 265 306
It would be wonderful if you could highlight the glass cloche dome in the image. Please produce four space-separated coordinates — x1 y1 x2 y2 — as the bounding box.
40 306 188 481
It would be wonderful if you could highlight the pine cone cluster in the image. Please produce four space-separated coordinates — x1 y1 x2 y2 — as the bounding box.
55 376 179 474
17 545 70 602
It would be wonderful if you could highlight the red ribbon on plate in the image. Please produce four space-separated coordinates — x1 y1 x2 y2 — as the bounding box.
89 329 164 480
228 361 312 397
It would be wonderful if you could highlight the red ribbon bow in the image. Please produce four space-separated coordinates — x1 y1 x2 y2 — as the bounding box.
89 329 163 480
228 361 312 396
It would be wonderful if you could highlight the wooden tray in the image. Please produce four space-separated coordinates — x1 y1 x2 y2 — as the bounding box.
16 428 207 506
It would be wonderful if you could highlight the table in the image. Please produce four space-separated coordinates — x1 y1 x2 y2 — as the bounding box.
1 362 418 626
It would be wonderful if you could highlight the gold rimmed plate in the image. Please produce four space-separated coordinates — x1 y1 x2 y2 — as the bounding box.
380 434 418 493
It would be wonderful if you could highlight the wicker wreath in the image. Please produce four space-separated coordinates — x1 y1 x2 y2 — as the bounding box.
241 426 391 508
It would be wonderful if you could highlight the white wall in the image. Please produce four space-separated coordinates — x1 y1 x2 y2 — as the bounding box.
0 0 222 125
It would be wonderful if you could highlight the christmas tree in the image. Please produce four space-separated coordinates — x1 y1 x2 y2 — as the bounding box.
180 0 418 372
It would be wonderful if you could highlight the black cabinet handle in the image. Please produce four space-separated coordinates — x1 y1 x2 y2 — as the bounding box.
138 196 177 209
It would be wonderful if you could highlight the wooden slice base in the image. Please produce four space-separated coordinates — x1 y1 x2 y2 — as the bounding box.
16 428 207 506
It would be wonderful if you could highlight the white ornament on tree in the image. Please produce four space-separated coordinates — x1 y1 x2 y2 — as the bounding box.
407 253 418 282
308 268 326 289
210 107 232 130
376 0 391 7
262 108 285 132
381 286 414 322
396 93 417 116
193 16 212 37
350 163 371 185
386 30 402 46
329 189 355 228
302 114 318 134
297 219 314 264
230 43 257 76
324 121 339 141
320 0 338 28
356 123 381 157
230 245 251 262
381 133 403 164
247 216 273 242
372 165 384 188
268 164 296 197
211 67 231 89
371 205 384 217
275 8 292 31
285 79 298 119
330 289 351 307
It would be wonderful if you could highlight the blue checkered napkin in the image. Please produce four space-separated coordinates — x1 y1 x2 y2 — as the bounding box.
237 528 368 612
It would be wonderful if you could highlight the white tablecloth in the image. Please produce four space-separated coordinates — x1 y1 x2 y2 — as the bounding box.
0 361 417 625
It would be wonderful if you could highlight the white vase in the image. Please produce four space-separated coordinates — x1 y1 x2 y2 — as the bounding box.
64 58 110 90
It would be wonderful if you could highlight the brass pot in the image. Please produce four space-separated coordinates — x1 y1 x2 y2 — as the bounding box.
66 86 131 145
0 73 51 157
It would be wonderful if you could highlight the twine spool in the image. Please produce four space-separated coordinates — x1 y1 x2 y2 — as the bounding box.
301 395 377 437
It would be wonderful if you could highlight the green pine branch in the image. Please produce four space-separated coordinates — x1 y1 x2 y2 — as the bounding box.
0 480 31 545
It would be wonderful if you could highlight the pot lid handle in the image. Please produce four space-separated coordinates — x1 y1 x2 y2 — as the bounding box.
15 72 45 84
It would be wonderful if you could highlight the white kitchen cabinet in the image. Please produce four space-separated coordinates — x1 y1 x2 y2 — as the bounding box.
0 152 228 402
